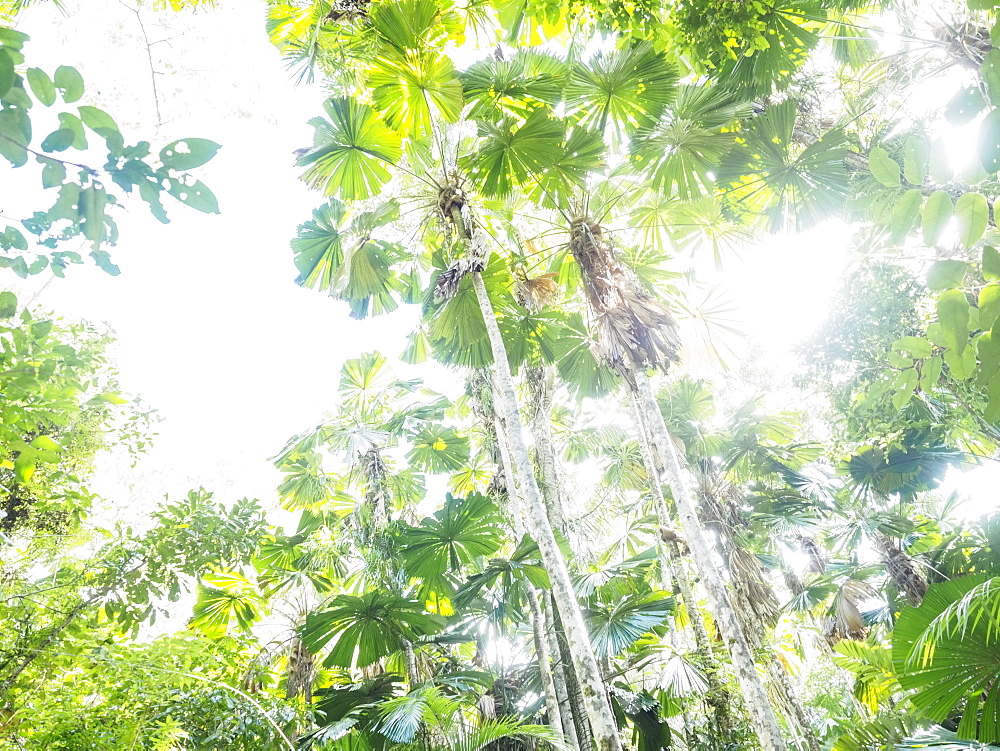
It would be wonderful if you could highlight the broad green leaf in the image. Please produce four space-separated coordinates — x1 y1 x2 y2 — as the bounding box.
79 105 123 150
564 42 677 141
369 49 464 136
926 260 967 291
890 188 922 243
979 108 1000 173
919 355 942 392
944 343 976 380
978 330 1000 387
298 98 402 201
868 146 900 187
945 86 987 125
40 157 66 188
40 128 74 153
53 65 84 102
13 450 35 483
937 288 970 354
982 49 1000 105
988 371 1000 423
892 369 918 410
159 138 221 170
26 67 55 106
167 178 220 214
956 192 989 249
467 111 565 198
903 136 928 184
0 290 16 317
980 283 1000 330
0 108 30 166
57 112 87 149
893 337 933 358
921 190 953 247
406 425 470 473
986 246 1000 281
0 49 13 97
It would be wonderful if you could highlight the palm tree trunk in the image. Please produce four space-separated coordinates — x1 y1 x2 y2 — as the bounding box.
629 392 734 735
526 365 567 531
544 599 583 750
471 270 622 751
527 585 568 739
549 592 595 751
630 365 787 751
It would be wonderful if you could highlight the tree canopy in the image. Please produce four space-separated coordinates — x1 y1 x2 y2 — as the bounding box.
2 0 1000 749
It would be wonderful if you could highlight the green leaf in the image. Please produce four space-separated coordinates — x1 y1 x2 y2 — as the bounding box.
979 108 1000 173
944 344 976 380
891 188 923 243
57 112 87 149
893 337 933 358
159 138 221 170
919 355 942 392
956 192 989 249
0 290 17 317
986 246 1000 282
584 592 674 657
298 97 402 201
0 49 13 97
0 108 30 167
406 425 470 473
40 157 66 188
25 67 55 106
13 450 35 483
982 50 1000 105
40 128 75 153
369 49 465 136
30 435 62 452
53 65 84 102
978 331 1000 388
167 178 220 214
303 592 444 668
922 190 953 247
892 576 1000 743
903 136 928 184
398 493 504 581
980 283 1000 331
564 42 677 141
946 86 987 125
892 369 918 410
937 288 971 354
926 260 967 291
79 105 123 150
868 146 900 187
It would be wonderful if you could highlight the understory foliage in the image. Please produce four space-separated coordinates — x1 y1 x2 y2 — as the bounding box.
3 0 1000 749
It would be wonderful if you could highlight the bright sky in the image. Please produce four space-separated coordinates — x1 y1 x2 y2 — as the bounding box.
3 0 993 538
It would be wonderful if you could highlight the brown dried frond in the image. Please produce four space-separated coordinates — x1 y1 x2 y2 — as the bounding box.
514 273 560 311
835 579 879 640
729 546 781 625
569 217 681 376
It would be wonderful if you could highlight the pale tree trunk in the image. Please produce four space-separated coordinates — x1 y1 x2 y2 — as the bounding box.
493 414 568 741
471 271 622 751
550 593 595 751
544 601 584 750
629 392 734 735
526 365 567 530
630 366 787 751
527 585 567 739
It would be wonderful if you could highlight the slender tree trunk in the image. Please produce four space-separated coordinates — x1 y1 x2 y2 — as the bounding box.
471 271 621 751
526 366 567 531
630 366 787 751
544 598 583 750
550 593 595 751
527 585 567 739
629 392 734 735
